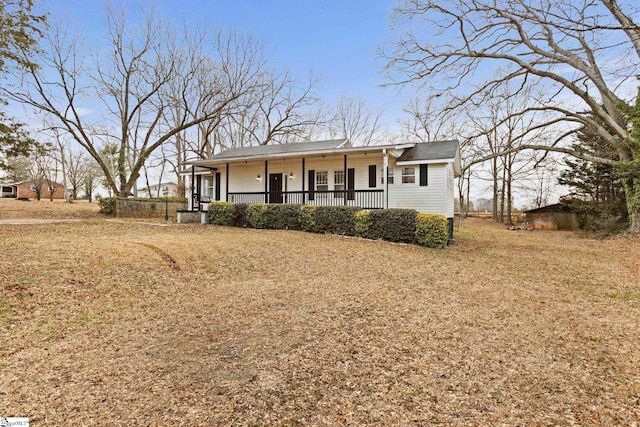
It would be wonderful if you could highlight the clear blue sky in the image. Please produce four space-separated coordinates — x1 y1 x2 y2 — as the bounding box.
44 0 406 129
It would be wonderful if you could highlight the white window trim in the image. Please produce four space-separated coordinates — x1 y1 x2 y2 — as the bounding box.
334 170 345 191
316 170 329 193
401 166 416 185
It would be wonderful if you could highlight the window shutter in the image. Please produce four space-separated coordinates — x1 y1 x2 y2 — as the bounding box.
215 173 221 201
347 168 355 200
368 165 376 188
308 169 315 201
420 164 428 186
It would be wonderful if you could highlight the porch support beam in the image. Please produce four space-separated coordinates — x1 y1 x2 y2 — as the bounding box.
343 154 347 206
225 163 229 202
264 160 268 203
383 149 389 209
302 157 306 204
190 166 195 211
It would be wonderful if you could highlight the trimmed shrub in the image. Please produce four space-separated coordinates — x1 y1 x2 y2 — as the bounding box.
3 194 17 198
354 210 371 237
233 203 249 227
247 204 303 230
310 206 361 235
246 204 269 229
264 204 303 230
298 205 316 232
415 213 449 248
366 209 418 243
208 202 236 226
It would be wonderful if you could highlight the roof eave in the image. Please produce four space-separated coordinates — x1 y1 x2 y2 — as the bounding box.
184 144 402 168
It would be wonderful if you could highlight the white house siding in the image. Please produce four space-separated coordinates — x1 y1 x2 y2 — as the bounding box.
191 153 454 217
305 153 384 190
387 162 449 216
305 153 384 207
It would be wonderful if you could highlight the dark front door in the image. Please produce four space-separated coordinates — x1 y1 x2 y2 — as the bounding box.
269 173 283 203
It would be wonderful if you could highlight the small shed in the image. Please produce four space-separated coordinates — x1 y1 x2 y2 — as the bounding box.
524 203 578 230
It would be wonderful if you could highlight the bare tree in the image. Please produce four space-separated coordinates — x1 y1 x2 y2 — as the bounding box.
328 94 385 146
27 145 51 201
82 157 102 202
4 7 264 197
64 148 87 200
385 0 640 231
399 95 453 142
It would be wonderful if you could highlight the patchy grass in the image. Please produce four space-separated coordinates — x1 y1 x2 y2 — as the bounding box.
0 198 101 220
1 200 639 425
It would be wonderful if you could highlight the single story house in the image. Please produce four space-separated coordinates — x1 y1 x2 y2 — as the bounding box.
0 180 66 200
524 203 578 230
182 139 461 235
139 182 178 198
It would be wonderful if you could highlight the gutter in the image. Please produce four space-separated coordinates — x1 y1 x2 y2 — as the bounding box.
184 143 416 168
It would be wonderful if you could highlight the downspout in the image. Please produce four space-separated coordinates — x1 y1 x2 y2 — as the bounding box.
383 148 388 209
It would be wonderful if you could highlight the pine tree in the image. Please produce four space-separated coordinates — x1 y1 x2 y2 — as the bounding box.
559 123 628 232
0 0 46 171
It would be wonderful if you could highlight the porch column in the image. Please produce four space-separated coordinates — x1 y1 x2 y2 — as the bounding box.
383 149 389 209
343 154 347 206
264 160 268 203
225 163 229 202
302 158 306 204
190 166 195 210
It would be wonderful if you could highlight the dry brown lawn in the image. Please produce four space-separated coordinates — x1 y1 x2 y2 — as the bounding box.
1 198 639 425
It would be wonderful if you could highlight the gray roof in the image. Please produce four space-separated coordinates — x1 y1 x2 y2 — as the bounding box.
396 140 459 162
209 139 349 161
186 139 461 172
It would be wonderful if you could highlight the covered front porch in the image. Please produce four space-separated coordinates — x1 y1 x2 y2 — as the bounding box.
186 142 394 212
227 189 384 209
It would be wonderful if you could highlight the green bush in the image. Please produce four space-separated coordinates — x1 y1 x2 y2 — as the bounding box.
246 204 302 229
415 213 449 248
233 203 249 227
298 205 316 232
246 204 269 229
208 202 449 249
354 210 371 237
97 196 116 215
310 206 361 235
366 209 418 243
563 198 627 237
208 202 236 226
3 194 17 198
264 204 302 230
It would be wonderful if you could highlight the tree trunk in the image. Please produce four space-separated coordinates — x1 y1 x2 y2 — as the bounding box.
505 153 513 226
492 158 498 222
625 178 640 232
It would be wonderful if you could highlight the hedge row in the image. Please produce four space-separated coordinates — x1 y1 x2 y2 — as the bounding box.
208 202 449 248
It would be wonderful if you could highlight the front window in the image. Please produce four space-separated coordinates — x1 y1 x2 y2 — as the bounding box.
316 171 328 192
203 176 214 199
401 167 415 184
334 170 344 197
